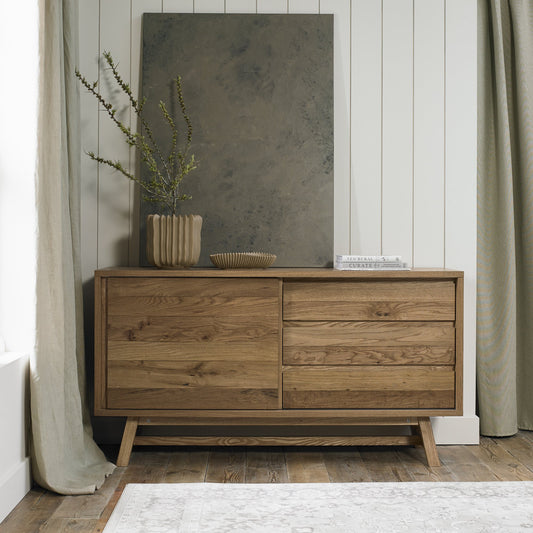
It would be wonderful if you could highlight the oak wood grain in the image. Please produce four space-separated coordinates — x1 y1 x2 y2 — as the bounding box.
283 365 455 390
455 276 464 414
283 366 455 409
116 418 138 467
283 280 456 321
108 295 278 318
107 278 279 318
283 390 455 409
107 315 278 343
107 360 278 389
94 275 107 411
107 340 277 361
102 277 280 411
107 387 279 410
132 435 422 446
283 321 455 365
96 406 462 418
137 416 422 426
106 276 280 298
96 268 464 279
418 417 441 467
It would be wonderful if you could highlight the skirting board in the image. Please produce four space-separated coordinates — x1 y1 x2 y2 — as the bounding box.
0 458 31 523
432 415 480 445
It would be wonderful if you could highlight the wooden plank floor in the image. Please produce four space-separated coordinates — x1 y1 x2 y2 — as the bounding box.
1 431 532 533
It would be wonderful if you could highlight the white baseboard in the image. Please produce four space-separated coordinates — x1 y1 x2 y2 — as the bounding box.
432 415 480 445
0 457 31 523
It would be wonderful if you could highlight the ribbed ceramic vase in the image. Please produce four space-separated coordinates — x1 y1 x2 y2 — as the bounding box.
146 214 202 268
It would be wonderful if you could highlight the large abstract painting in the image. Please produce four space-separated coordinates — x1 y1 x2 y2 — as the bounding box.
141 13 333 267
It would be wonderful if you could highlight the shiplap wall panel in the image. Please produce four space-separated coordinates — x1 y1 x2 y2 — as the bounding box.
445 0 477 416
130 0 163 264
163 0 194 11
381 0 413 264
289 0 319 13
79 0 100 283
351 0 382 256
321 0 351 257
257 0 287 13
413 0 445 267
195 0 225 13
132 1 164 112
98 0 133 268
226 0 257 13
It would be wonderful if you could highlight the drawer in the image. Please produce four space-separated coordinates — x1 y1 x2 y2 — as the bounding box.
283 280 456 321
282 366 455 409
283 321 455 365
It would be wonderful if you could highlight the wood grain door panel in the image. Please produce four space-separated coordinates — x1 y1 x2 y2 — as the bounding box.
105 277 280 410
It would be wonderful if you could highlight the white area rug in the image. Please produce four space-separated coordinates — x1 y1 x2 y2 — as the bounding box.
103 482 533 532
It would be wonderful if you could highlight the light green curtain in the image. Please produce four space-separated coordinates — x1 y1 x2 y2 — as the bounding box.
31 0 115 493
478 0 533 435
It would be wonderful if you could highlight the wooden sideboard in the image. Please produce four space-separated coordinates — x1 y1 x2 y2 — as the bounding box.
94 268 463 467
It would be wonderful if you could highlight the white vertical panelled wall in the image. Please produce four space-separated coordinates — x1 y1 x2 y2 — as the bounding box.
79 0 478 444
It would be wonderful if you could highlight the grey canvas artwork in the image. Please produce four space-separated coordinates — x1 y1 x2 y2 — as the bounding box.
141 13 333 267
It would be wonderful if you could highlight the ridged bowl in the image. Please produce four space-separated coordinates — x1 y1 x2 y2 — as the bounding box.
209 252 277 269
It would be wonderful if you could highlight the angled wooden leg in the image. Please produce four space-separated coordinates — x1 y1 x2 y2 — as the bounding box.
116 417 139 467
418 417 440 467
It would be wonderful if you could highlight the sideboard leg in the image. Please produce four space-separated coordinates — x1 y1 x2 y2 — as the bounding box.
116 417 139 467
418 417 441 467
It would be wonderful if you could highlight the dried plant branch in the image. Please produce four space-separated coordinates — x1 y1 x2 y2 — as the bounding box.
75 51 197 216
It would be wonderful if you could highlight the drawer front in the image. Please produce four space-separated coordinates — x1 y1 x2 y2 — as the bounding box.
106 277 280 410
283 366 455 409
283 321 455 366
283 281 456 321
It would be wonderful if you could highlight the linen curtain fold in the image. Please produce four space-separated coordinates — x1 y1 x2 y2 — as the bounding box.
478 0 533 435
31 0 115 493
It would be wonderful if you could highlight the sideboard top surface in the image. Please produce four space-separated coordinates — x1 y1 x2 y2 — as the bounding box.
95 267 463 279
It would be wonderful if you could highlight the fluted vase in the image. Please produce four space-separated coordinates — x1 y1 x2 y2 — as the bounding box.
146 214 202 268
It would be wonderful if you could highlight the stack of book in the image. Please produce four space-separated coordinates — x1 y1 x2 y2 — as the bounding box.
334 255 409 270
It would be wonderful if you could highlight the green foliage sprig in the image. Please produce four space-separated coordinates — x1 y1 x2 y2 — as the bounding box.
75 51 196 215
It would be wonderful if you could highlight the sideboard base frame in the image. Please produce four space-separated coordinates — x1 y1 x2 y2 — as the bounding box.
116 416 441 468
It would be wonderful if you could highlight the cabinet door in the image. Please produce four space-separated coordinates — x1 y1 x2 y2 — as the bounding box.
105 277 280 410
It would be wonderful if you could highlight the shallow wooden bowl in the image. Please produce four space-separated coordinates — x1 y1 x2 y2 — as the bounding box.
209 252 277 269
